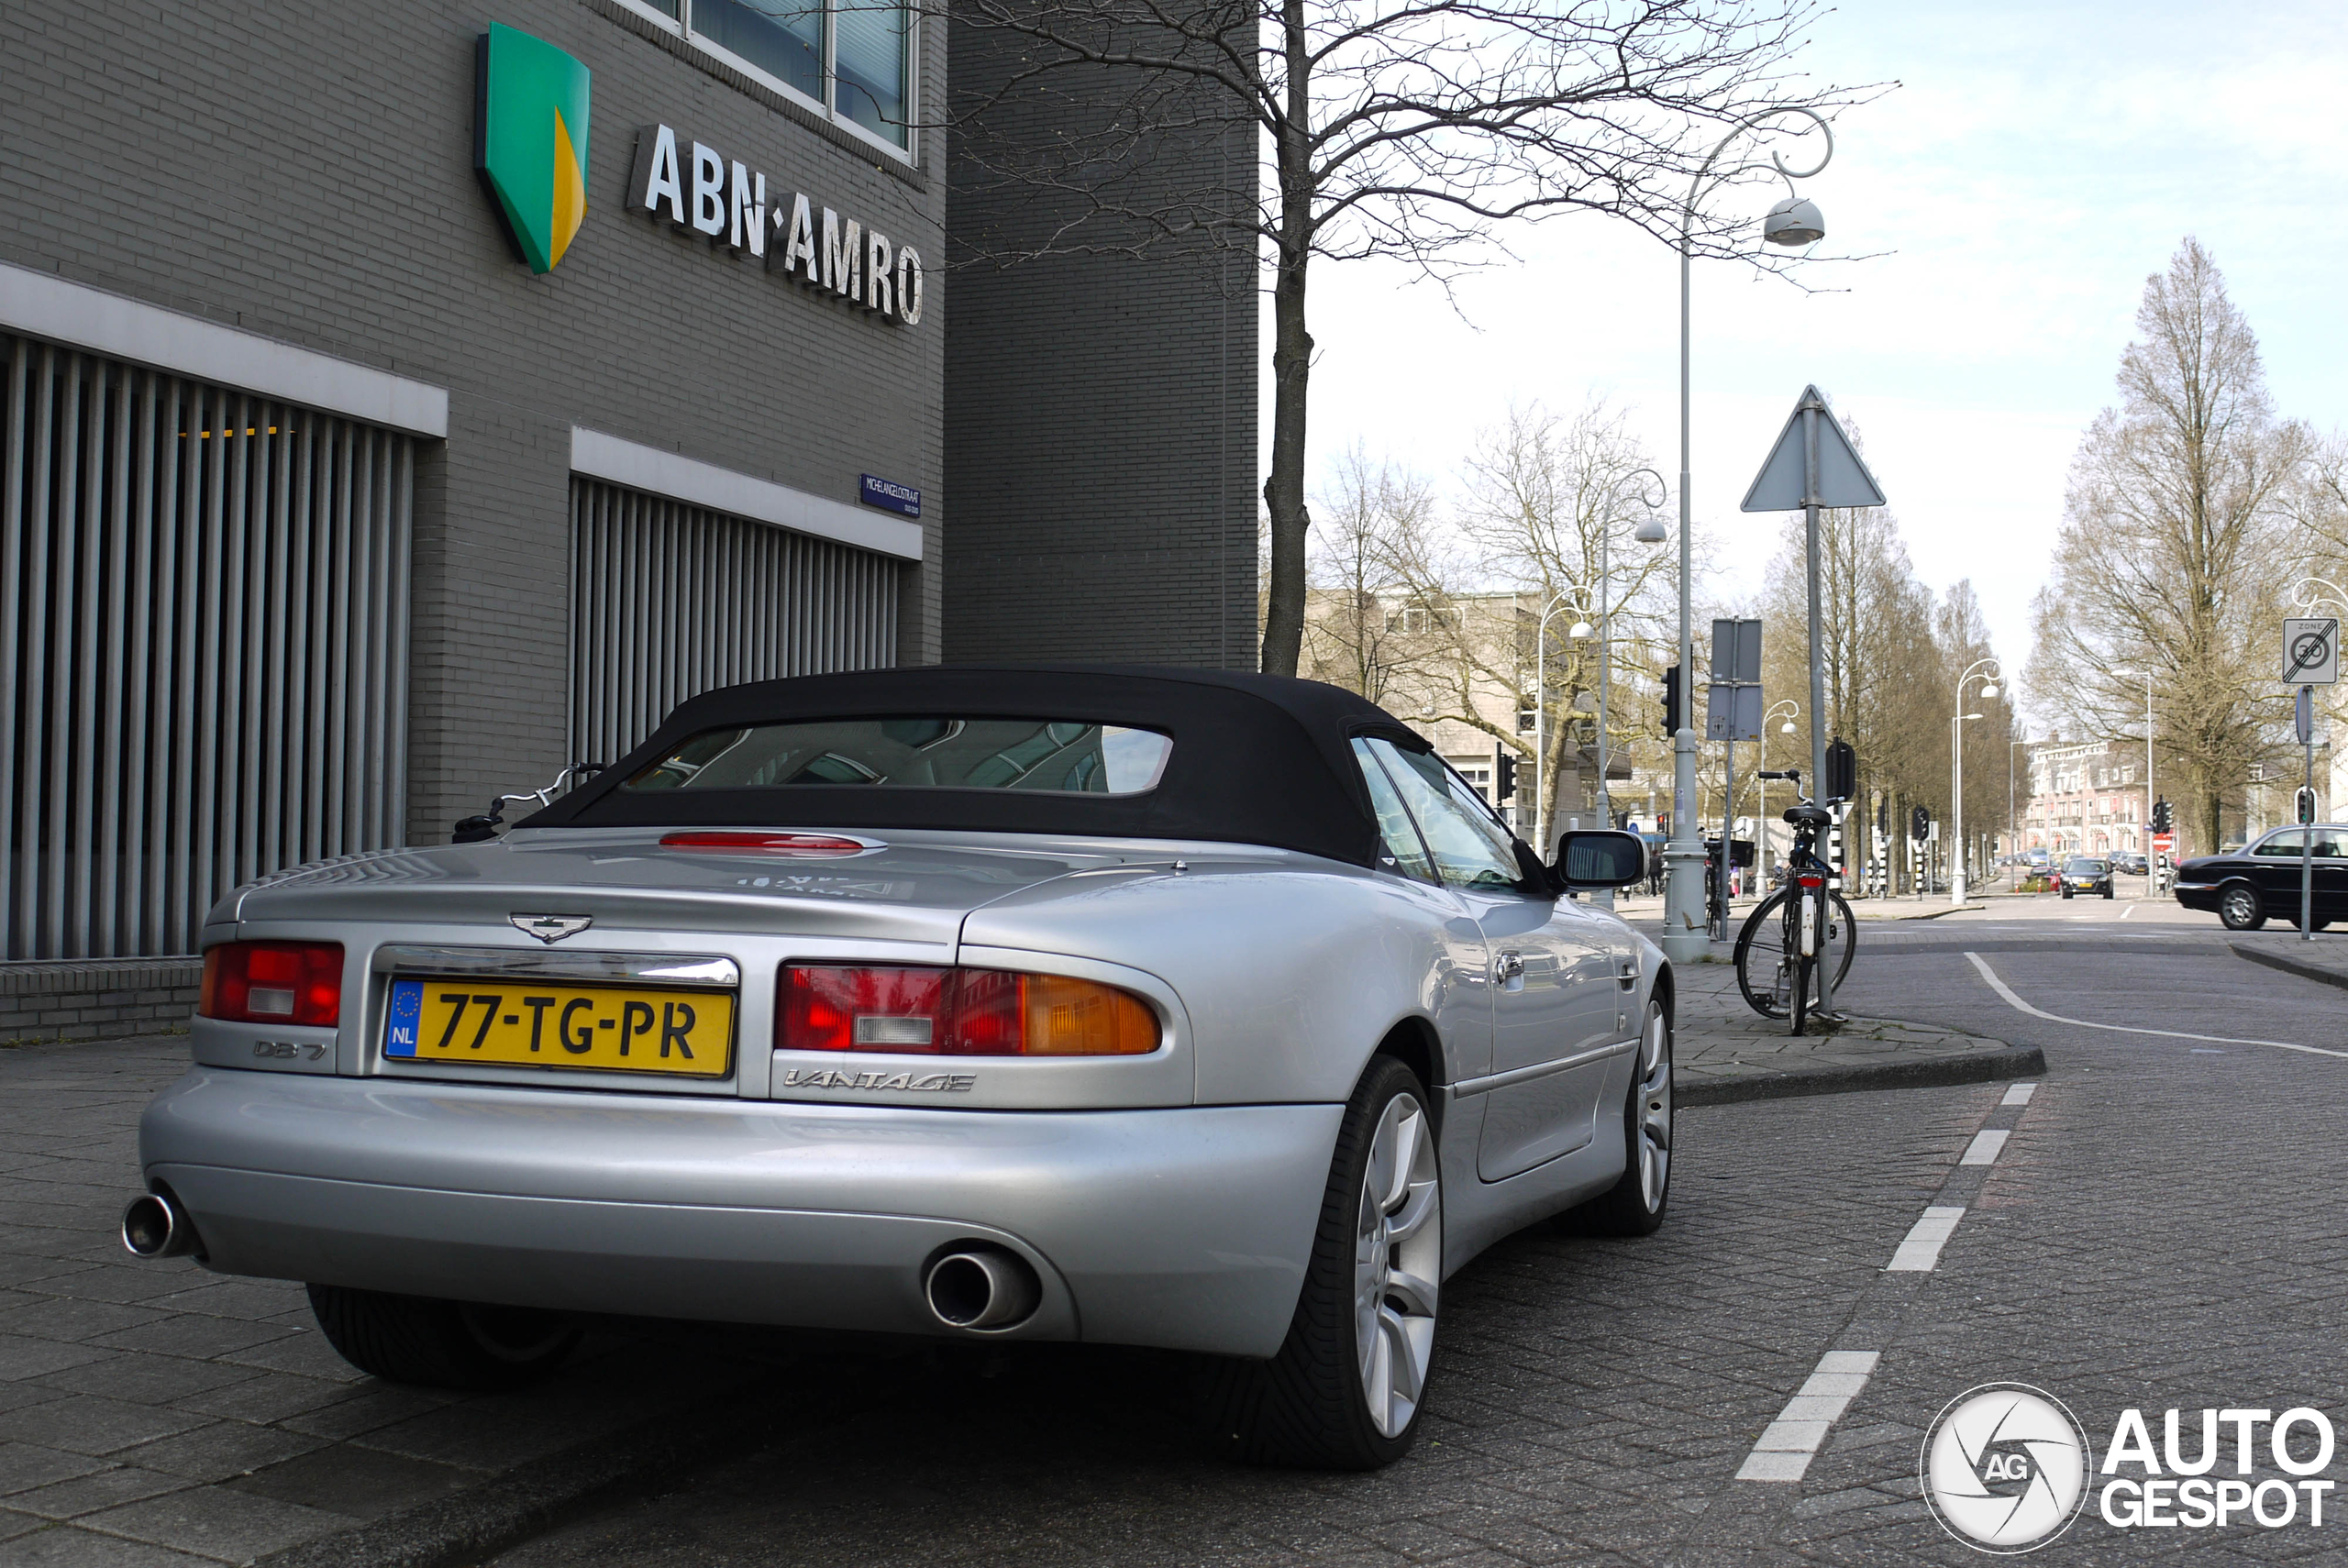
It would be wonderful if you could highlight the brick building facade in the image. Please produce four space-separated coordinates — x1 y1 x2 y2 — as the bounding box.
0 1 1253 966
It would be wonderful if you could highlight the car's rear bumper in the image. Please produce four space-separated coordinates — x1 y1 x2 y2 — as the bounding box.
139 1068 1341 1357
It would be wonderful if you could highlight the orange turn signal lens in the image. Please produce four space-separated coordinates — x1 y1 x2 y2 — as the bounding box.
779 966 1159 1056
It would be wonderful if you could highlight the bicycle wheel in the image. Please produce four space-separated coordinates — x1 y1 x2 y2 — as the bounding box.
1821 890 1858 993
1732 889 1800 1019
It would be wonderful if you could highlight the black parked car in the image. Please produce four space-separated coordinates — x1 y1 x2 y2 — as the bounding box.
2059 856 2113 900
2171 826 2346 931
2112 851 2149 876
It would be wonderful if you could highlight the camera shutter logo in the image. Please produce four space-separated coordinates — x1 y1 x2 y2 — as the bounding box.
476 23 592 273
1922 1384 2092 1552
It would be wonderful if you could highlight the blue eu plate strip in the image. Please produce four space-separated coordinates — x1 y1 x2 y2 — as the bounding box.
384 977 423 1058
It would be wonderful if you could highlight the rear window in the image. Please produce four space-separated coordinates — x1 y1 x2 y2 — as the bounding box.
622 719 1174 796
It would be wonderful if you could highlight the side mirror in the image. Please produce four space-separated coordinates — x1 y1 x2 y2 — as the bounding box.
1554 829 1648 889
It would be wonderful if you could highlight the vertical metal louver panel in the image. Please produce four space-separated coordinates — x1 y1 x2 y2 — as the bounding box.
569 479 898 767
0 334 413 960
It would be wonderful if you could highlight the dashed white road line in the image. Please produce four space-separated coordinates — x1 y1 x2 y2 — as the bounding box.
1887 1206 1966 1272
1735 1351 1881 1483
2000 1081 2037 1106
1959 1129 2009 1165
1963 951 2348 1059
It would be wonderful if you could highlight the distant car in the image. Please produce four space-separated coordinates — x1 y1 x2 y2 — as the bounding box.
2172 825 2346 931
2023 848 2053 868
2112 852 2148 877
2059 856 2113 899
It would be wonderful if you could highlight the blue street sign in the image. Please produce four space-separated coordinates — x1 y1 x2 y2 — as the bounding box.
859 474 920 517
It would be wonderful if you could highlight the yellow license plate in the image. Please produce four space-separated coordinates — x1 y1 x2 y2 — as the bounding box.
384 977 734 1077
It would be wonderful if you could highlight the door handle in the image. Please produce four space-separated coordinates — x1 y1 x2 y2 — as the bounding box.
1493 951 1524 988
1615 958 1639 989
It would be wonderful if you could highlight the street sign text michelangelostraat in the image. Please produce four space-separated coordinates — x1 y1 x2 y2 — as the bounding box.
2282 617 2339 685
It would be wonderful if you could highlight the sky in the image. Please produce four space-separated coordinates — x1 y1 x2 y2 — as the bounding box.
1272 0 2348 716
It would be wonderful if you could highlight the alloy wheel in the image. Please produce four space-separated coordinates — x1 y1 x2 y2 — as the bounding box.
1634 1007 1673 1210
1355 1093 1441 1440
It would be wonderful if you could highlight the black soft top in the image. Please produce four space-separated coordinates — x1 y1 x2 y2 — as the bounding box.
522 665 1431 867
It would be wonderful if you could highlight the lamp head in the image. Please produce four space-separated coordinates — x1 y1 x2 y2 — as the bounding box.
1961 712 1985 722
1634 518 1669 545
1979 681 2000 701
1568 621 1593 640
1781 721 1795 734
1763 195 1825 248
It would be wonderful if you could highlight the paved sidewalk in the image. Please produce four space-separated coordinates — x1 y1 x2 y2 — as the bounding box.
0 1036 764 1568
2228 931 2348 990
1667 946 2041 1108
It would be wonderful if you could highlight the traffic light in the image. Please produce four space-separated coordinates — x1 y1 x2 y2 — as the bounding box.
1825 738 1856 802
1493 746 1517 804
1659 666 1682 737
1876 794 1889 836
1911 805 1930 843
2151 797 2173 834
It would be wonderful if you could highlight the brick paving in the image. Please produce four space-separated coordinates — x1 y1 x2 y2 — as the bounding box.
483 924 2348 1566
8 922 2326 1566
0 1038 748 1566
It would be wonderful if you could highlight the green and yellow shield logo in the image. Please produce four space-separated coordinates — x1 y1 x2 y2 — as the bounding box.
475 24 591 274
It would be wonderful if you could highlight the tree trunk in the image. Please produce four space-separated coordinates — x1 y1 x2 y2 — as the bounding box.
1260 243 1311 676
1257 0 1314 678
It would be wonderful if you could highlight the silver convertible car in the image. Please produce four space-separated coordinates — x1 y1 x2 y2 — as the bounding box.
128 667 1672 1469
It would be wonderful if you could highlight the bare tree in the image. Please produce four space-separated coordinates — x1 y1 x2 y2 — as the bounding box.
2027 238 2309 855
1381 402 1674 833
1300 445 1440 702
939 0 1866 676
1757 488 1942 881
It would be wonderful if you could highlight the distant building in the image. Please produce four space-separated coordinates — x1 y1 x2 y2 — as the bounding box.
2020 738 2146 857
1299 587 1637 839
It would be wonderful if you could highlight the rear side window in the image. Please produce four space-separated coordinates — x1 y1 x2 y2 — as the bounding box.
625 719 1172 796
1358 737 1523 892
1352 740 1437 883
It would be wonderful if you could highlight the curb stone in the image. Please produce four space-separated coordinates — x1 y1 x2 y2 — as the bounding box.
252 1374 789 1568
1678 1041 2046 1108
2228 941 2348 992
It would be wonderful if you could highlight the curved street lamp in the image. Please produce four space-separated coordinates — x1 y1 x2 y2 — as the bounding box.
1952 657 2002 904
1661 108 1836 964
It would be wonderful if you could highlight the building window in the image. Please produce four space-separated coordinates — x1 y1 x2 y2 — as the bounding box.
617 0 914 155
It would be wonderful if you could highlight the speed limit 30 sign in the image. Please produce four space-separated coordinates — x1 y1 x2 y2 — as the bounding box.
2283 617 2339 685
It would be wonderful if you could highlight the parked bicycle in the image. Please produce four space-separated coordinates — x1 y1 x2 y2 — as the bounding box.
1733 769 1856 1033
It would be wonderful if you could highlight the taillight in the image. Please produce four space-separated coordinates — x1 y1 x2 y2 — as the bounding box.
661 832 869 856
201 942 344 1026
780 966 1158 1056
1797 874 1824 889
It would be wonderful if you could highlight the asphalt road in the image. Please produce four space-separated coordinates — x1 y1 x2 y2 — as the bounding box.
487 896 2348 1566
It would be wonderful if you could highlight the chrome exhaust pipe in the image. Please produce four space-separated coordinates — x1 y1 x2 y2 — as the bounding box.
121 1191 198 1259
924 1247 1041 1331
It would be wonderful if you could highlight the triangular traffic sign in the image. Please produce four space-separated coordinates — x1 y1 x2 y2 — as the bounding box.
1739 385 1888 512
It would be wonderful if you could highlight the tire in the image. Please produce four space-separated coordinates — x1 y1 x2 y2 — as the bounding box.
1217 1056 1440 1469
2102 886 2113 900
2217 882 2266 932
306 1285 580 1391
1572 999 1672 1236
1790 954 1814 1035
2061 889 2072 900
1733 889 1798 1019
